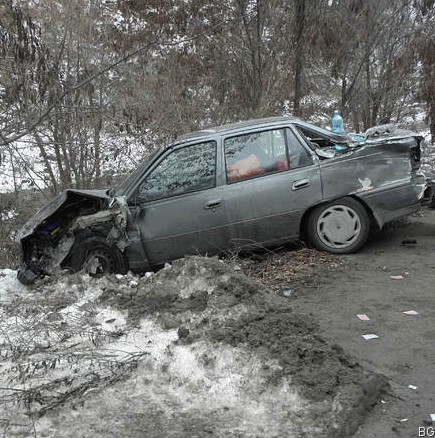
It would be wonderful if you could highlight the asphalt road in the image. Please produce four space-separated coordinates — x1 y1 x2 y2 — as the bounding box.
289 207 435 438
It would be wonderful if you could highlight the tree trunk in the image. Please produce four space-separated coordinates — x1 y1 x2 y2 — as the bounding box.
429 99 435 143
293 0 306 116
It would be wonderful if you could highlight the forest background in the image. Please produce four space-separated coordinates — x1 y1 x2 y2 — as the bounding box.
0 0 434 266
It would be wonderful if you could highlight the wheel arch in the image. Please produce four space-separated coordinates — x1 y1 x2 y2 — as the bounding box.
299 195 380 243
62 229 128 275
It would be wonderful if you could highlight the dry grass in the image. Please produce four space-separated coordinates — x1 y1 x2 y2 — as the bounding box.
239 247 344 291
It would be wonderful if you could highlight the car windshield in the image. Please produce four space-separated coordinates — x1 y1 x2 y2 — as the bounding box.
111 148 161 197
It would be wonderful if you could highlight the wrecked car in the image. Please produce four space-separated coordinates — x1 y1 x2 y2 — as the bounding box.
17 116 425 284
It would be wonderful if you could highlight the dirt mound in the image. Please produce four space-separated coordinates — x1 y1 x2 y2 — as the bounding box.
101 256 260 318
100 256 387 436
0 255 388 437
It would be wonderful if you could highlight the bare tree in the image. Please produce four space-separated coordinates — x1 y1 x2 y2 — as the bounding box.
1 0 433 202
414 0 435 141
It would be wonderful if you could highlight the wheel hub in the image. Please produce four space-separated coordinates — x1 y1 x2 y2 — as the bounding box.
317 205 361 249
84 249 117 276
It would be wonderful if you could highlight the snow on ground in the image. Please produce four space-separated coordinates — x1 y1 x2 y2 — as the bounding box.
0 268 29 299
0 264 327 438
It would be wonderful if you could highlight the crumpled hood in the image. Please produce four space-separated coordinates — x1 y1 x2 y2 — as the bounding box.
17 189 110 241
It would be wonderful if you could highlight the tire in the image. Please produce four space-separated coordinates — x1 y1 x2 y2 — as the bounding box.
67 235 128 277
307 197 370 254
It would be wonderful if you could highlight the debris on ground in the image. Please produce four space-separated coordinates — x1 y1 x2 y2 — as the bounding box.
357 314 370 321
403 310 419 315
390 275 405 280
362 334 379 340
401 239 417 246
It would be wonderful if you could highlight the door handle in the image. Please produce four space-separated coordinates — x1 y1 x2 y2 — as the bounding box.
292 179 310 190
204 199 222 210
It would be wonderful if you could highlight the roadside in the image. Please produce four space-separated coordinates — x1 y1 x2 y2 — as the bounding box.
1 207 435 437
245 208 435 437
0 255 385 438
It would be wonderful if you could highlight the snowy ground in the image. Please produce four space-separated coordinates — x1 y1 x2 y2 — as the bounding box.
0 257 382 437
0 264 310 437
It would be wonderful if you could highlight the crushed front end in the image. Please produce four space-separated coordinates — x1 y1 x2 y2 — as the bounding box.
17 190 115 285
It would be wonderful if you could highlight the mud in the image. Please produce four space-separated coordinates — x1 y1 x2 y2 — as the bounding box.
100 256 387 436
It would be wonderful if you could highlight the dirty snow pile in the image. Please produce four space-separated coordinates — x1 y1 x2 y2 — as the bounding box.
0 257 383 437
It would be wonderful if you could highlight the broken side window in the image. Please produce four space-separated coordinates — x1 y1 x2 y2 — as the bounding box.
295 126 336 149
225 129 289 182
285 128 314 168
136 141 216 202
295 126 350 156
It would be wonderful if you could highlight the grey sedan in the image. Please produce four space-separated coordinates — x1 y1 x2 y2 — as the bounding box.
17 116 424 284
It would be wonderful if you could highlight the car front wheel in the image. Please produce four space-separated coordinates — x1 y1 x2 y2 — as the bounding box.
307 197 370 254
67 235 128 277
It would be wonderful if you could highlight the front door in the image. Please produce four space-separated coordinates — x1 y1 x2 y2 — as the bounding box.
130 140 227 265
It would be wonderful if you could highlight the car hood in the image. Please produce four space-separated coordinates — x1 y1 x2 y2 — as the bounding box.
17 189 110 241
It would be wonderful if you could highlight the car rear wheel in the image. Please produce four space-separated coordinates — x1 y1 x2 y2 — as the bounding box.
307 197 370 254
67 235 128 277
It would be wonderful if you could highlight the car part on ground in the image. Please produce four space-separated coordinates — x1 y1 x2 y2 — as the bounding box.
16 116 425 285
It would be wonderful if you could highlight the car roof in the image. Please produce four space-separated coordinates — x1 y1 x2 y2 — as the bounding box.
176 116 299 143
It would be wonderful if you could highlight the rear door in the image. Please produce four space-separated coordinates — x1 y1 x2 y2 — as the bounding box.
129 140 227 265
221 127 322 248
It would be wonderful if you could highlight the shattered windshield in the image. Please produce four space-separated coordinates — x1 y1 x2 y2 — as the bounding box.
135 141 216 201
111 148 161 197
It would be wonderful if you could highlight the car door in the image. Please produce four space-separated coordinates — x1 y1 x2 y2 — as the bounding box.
129 140 227 265
221 127 322 248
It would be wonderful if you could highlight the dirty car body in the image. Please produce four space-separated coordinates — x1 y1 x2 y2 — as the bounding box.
17 117 424 284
